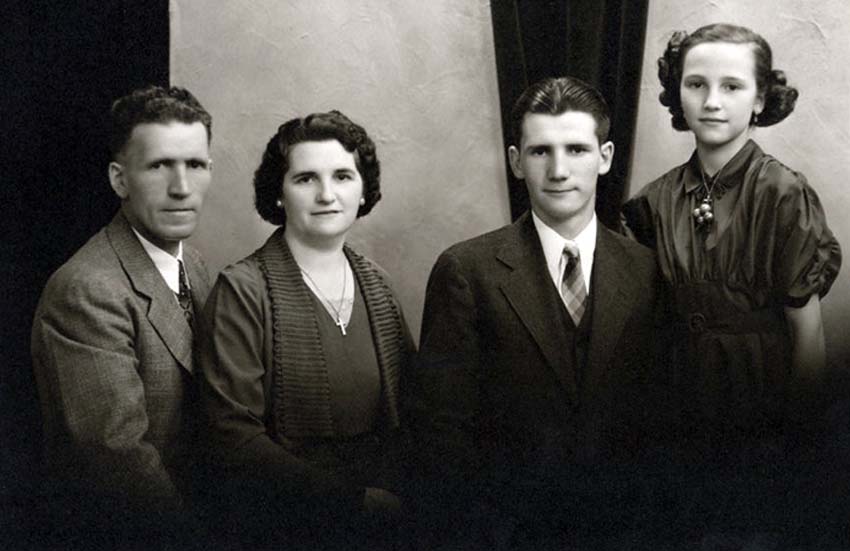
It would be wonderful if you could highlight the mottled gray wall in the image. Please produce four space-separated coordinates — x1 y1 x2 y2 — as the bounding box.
171 0 509 339
629 0 850 367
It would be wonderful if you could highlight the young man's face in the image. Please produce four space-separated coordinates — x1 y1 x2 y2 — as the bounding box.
109 121 212 256
508 111 613 238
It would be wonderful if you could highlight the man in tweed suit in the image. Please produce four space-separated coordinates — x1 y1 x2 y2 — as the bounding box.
31 86 213 541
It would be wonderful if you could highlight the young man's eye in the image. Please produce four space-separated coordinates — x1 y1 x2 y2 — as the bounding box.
529 147 548 156
188 160 208 170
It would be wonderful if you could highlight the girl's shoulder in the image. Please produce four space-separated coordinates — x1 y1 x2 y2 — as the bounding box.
626 158 691 206
746 152 814 203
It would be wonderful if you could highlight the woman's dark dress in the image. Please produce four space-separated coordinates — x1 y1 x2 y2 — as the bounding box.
623 140 841 535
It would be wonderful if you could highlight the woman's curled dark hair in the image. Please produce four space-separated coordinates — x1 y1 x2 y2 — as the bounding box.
254 110 381 226
657 23 798 131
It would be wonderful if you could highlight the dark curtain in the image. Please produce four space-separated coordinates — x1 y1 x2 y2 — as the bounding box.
490 0 648 229
0 0 168 542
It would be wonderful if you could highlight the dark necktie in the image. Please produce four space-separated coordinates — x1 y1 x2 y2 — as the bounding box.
177 260 193 329
561 243 587 326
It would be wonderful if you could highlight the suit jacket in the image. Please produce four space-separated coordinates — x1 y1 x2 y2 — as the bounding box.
31 211 210 511
415 211 661 526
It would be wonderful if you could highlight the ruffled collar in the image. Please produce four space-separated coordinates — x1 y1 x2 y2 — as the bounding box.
684 139 762 197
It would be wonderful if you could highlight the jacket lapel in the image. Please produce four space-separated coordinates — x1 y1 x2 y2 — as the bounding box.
106 212 194 373
496 213 579 404
584 228 638 387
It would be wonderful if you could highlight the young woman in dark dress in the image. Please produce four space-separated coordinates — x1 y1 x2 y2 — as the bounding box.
622 23 841 545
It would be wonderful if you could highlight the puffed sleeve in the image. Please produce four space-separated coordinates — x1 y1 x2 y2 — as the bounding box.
762 163 842 307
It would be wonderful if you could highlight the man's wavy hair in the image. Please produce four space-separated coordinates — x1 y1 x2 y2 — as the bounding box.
254 110 381 227
109 85 212 158
658 23 798 131
510 76 611 146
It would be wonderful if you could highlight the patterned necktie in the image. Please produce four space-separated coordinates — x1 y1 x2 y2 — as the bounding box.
561 242 587 325
177 260 193 329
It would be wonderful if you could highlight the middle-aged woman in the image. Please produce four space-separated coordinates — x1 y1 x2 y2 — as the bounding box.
198 110 415 547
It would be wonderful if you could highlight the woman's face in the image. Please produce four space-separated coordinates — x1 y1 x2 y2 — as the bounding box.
281 139 364 246
679 41 764 155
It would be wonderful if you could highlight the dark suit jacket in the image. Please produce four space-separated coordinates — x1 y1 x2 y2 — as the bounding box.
415 211 661 528
31 211 210 511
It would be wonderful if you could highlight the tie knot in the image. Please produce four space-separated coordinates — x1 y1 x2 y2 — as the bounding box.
563 242 580 260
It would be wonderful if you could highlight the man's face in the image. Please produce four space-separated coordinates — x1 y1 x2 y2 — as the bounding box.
109 121 212 255
508 111 613 238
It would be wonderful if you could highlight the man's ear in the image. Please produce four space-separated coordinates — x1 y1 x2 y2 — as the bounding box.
508 145 523 179
597 141 614 176
108 161 129 199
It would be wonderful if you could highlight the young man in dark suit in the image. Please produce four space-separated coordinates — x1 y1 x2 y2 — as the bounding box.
415 76 662 548
30 86 213 547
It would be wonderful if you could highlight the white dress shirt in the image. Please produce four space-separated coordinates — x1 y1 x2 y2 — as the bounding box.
131 228 185 297
531 211 596 304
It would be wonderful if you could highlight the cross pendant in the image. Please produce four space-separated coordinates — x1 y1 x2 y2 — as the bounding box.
335 318 347 336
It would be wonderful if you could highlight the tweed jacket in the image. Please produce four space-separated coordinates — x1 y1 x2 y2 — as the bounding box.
31 211 210 509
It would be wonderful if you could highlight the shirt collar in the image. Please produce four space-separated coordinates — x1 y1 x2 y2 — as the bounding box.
131 228 184 294
532 210 596 291
684 139 760 194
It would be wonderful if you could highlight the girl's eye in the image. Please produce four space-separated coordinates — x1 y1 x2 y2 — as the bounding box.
337 173 353 181
684 81 703 89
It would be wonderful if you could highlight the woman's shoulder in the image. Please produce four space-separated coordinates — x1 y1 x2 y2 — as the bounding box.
214 254 267 296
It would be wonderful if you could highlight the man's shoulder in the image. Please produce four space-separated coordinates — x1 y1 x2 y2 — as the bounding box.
439 220 520 262
50 228 121 284
598 224 654 263
38 225 132 309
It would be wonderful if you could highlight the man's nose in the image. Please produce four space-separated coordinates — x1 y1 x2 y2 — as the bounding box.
548 150 570 180
168 164 191 196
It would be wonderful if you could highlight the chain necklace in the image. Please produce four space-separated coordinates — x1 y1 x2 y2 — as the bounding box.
300 258 351 336
693 168 718 229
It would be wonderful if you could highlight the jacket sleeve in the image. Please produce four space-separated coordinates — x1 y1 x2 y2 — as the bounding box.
412 250 483 491
31 272 179 510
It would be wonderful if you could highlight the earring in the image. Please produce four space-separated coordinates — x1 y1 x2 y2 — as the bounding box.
752 112 760 125
359 197 366 206
275 198 283 208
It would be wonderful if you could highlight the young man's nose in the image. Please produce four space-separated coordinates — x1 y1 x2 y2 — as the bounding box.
548 150 570 180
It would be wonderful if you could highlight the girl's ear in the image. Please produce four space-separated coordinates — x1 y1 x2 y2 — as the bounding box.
754 91 765 116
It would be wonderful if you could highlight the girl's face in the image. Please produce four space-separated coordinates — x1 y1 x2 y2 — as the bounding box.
680 41 764 155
